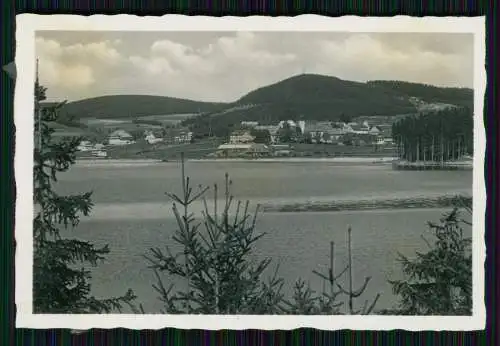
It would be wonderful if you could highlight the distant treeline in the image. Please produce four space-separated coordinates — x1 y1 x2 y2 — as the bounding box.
392 107 474 162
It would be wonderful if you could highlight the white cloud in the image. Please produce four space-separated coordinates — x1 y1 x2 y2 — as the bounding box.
129 55 176 75
214 32 297 66
311 34 472 87
149 39 214 73
64 41 122 63
58 64 95 87
36 37 125 97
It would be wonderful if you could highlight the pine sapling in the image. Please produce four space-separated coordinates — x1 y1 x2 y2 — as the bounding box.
146 154 285 314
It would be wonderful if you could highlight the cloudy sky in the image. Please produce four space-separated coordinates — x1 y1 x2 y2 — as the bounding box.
35 31 474 102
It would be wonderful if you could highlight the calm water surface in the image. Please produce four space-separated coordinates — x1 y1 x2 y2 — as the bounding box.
56 161 472 313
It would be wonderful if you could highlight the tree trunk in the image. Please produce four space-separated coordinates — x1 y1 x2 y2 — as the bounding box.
431 136 435 162
440 133 444 165
423 140 427 163
448 141 451 161
347 227 353 315
416 138 420 162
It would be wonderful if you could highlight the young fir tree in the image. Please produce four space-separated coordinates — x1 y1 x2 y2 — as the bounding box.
386 198 472 315
145 155 285 314
283 228 380 315
33 78 136 313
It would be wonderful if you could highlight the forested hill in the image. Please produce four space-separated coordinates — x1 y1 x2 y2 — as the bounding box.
233 74 416 120
58 95 226 120
181 74 474 137
366 80 474 109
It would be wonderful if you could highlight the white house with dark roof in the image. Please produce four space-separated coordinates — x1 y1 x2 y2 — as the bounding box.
229 130 255 144
108 130 135 146
216 143 269 157
77 140 94 152
144 130 163 144
305 122 344 143
240 121 259 128
369 126 382 135
349 123 370 135
254 125 280 144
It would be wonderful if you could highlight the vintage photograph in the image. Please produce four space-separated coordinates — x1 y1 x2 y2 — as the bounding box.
16 15 485 330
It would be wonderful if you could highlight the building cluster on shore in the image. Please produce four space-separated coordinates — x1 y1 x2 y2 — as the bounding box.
212 118 395 158
76 127 194 158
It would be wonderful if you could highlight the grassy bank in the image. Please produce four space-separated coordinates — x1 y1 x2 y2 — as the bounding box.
292 143 396 158
261 194 473 213
101 141 396 160
104 139 224 160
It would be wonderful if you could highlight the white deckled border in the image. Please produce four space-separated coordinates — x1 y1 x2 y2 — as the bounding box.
15 14 486 330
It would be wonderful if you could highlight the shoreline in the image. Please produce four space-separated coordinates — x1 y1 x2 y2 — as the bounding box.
191 157 397 163
75 157 398 165
74 157 474 168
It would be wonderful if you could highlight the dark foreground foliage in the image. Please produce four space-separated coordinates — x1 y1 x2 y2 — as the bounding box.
33 81 136 313
383 197 472 315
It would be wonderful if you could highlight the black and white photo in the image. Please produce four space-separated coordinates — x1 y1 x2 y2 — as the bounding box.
15 15 486 330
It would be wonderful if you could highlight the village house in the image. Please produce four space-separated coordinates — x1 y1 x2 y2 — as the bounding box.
175 131 193 144
277 120 306 134
341 123 354 133
379 125 394 144
368 126 382 135
75 140 108 158
323 128 345 144
77 140 94 152
254 125 280 144
144 130 163 144
240 121 259 128
297 120 306 134
216 143 269 158
305 122 337 143
354 116 394 127
278 120 296 128
229 130 255 144
349 123 371 135
330 128 345 140
375 135 386 146
164 128 193 144
107 130 135 146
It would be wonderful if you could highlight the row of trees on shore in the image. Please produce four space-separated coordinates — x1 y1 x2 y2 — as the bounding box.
392 107 474 163
33 84 473 316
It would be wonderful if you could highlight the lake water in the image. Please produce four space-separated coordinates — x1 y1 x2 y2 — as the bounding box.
55 160 473 313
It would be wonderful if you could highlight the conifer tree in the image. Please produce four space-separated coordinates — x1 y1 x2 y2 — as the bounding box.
33 71 136 313
386 199 472 315
146 155 285 314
